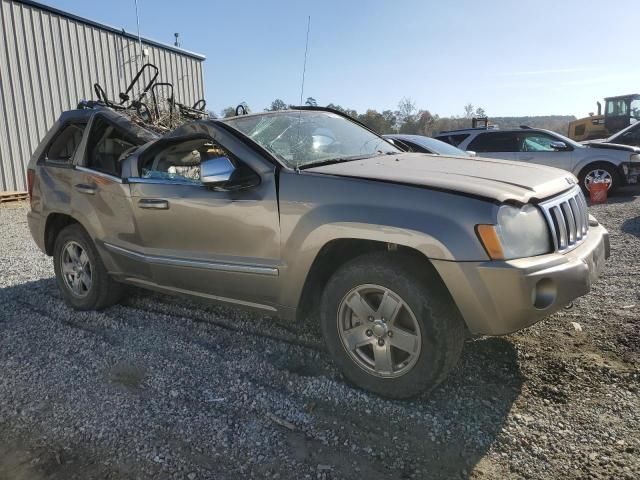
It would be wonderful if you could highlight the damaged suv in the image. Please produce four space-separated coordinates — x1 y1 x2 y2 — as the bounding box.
27 106 609 398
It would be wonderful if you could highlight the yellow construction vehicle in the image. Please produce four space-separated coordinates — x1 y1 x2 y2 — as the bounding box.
568 93 640 141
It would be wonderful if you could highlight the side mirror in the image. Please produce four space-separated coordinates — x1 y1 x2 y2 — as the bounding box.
201 157 236 185
466 150 477 157
550 141 570 151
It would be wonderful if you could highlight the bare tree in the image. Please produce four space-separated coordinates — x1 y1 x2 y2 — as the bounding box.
464 103 475 119
398 97 417 121
266 99 287 111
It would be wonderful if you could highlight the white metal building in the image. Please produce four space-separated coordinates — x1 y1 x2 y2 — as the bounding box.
0 0 206 191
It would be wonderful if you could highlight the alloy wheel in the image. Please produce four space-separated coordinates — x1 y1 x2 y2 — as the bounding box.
60 241 93 297
584 169 612 191
337 284 422 378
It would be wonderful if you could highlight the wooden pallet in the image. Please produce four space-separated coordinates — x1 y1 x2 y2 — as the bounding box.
0 191 28 203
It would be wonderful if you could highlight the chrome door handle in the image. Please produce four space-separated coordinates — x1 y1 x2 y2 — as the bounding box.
138 199 169 210
74 183 97 195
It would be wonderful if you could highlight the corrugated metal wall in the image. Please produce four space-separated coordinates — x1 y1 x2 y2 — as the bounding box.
0 0 205 191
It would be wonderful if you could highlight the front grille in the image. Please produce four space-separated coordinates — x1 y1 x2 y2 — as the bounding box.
539 187 589 253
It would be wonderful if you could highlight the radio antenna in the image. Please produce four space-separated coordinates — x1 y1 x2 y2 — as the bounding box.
299 16 311 105
134 0 143 66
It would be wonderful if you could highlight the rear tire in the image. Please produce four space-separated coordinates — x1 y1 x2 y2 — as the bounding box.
320 252 464 399
53 224 123 310
578 162 620 195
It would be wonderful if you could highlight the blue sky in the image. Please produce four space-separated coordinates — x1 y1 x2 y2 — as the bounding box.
43 0 640 118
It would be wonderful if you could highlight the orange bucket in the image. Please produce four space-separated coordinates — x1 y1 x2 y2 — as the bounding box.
589 182 608 204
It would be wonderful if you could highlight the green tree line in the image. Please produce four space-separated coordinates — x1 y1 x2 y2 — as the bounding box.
218 97 576 136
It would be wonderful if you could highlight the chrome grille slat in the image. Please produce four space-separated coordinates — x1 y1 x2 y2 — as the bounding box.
561 202 576 244
540 187 589 253
552 207 568 249
568 197 582 240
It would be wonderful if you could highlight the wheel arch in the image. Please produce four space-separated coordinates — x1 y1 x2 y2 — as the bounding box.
576 159 623 191
44 213 88 256
294 237 452 323
575 158 619 177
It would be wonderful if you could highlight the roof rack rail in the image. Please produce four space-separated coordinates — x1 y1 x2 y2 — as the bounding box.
520 125 532 129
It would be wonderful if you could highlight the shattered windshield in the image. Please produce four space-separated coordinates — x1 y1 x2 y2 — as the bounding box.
223 111 400 168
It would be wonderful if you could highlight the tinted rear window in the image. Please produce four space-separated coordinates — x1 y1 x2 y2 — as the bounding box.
434 133 469 147
467 132 518 152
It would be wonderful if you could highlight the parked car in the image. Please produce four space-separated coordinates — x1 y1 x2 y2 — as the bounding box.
383 134 473 156
586 121 640 148
434 126 640 193
27 106 610 398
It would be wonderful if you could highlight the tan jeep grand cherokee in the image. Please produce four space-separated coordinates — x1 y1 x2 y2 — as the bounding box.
26 106 609 398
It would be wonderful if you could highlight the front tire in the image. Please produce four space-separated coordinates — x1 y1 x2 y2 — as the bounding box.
578 162 620 195
53 224 123 310
320 252 464 399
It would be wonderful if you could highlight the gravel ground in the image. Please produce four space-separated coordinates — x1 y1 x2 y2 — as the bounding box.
0 189 638 480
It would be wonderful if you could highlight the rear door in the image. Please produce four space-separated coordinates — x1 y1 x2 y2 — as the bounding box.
466 132 518 161
36 122 87 208
515 131 574 172
70 113 150 280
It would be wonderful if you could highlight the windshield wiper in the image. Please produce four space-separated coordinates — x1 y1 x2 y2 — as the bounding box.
298 153 383 170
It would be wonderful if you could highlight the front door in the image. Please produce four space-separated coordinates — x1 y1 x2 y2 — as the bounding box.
515 131 574 172
124 129 282 312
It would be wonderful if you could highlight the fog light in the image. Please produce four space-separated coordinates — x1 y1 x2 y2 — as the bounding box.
532 278 556 310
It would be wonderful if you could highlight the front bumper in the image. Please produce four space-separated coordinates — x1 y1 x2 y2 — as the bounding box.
432 223 609 335
620 162 640 185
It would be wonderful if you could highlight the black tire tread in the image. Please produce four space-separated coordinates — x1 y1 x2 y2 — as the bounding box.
53 224 123 310
320 251 464 399
578 161 621 194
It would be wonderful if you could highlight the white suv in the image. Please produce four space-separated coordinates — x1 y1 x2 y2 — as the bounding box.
435 126 640 193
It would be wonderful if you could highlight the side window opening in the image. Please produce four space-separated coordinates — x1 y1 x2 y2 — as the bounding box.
141 138 208 184
388 138 415 152
44 123 86 163
518 133 556 152
86 116 140 177
139 137 259 189
402 140 429 153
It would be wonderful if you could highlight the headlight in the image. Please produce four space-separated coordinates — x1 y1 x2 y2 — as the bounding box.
476 204 551 260
630 154 640 162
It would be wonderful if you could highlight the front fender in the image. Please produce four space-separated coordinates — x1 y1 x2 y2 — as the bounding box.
573 155 623 176
276 220 456 309
276 171 497 310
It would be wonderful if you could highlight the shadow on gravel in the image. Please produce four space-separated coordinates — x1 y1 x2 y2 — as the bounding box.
0 279 522 480
296 337 522 480
409 337 523 478
621 216 640 237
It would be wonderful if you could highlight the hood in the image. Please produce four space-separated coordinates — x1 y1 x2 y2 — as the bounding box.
305 153 577 204
583 141 640 153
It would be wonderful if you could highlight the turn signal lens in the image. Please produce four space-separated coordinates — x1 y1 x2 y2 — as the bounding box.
476 224 505 260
